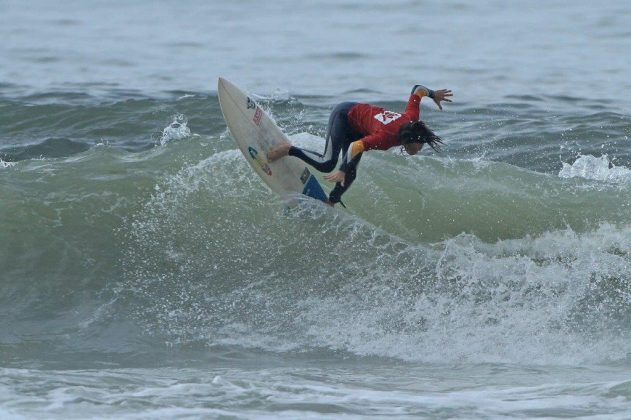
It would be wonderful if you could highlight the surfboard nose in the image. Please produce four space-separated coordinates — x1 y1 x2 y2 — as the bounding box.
218 77 234 92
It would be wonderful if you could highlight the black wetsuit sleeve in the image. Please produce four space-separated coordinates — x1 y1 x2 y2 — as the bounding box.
329 150 362 204
411 84 435 98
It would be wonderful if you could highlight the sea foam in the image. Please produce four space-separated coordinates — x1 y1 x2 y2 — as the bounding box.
559 154 631 184
160 114 191 145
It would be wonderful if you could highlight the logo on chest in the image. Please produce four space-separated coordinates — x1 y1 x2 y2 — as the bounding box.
373 111 402 125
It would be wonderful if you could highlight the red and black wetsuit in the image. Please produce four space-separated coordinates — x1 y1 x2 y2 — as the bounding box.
288 88 428 203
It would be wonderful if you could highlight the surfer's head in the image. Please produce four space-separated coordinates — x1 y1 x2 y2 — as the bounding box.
398 121 443 155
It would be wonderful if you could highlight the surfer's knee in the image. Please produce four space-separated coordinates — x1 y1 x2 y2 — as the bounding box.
320 160 338 173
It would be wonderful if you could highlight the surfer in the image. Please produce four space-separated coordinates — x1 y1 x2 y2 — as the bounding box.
267 85 452 205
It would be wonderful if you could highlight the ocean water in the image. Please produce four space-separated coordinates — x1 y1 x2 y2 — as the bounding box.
1 0 631 418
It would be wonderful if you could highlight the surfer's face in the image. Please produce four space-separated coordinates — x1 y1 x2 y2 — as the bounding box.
404 142 422 155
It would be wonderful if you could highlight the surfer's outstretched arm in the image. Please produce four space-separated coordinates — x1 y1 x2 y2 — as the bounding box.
411 85 453 110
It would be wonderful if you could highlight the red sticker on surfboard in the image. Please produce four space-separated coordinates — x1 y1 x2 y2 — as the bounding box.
253 107 263 126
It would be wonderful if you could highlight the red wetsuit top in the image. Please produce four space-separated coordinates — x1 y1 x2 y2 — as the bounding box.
341 93 424 167
348 94 421 151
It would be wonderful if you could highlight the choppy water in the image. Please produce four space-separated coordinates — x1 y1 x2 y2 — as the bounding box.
2 0 631 418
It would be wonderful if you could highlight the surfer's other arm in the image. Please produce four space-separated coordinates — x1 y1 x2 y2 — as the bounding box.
325 140 365 203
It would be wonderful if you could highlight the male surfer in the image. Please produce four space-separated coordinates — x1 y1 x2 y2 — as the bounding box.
267 84 452 206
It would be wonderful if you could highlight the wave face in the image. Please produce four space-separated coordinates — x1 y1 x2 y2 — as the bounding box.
120 144 631 366
1 92 630 369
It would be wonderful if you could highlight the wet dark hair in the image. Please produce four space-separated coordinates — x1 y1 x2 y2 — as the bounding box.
398 121 443 152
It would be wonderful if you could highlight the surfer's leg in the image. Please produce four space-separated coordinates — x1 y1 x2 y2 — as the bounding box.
288 102 357 172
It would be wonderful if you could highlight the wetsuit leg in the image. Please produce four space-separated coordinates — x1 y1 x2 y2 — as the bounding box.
288 102 357 173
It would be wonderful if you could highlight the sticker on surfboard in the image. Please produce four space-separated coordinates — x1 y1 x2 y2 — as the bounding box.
247 146 272 176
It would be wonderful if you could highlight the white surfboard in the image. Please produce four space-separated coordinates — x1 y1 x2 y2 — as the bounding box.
217 77 328 203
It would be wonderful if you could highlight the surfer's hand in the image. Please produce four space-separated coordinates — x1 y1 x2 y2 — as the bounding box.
324 170 346 186
432 89 453 110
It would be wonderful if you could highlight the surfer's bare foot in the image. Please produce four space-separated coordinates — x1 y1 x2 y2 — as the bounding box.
267 142 291 162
